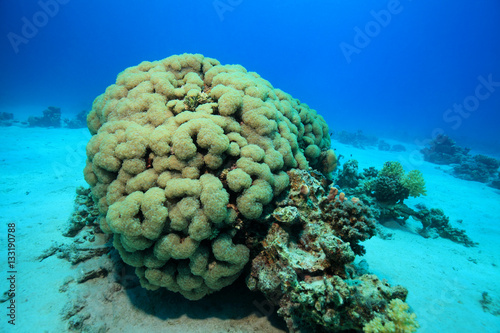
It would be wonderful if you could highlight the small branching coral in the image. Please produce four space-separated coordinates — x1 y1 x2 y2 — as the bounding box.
402 169 427 198
372 161 426 204
378 161 405 180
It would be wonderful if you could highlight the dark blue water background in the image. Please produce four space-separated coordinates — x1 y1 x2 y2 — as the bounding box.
1 0 499 150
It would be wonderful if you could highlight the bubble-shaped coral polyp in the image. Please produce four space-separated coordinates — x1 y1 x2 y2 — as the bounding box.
84 53 337 300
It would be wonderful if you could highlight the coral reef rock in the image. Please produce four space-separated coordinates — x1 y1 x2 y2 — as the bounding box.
64 109 88 129
333 159 475 247
63 186 100 237
28 106 62 127
83 53 337 300
420 134 469 165
452 154 500 183
414 204 477 247
332 129 378 149
489 174 500 190
0 112 16 126
421 134 500 185
247 169 412 332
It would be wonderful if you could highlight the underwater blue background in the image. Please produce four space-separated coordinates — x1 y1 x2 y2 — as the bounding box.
1 0 499 149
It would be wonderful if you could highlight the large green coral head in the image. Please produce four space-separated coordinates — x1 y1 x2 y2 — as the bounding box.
83 53 337 300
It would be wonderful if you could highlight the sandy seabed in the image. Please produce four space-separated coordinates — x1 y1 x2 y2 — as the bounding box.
0 126 499 332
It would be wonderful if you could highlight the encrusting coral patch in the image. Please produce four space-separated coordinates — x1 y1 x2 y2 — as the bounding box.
84 53 337 300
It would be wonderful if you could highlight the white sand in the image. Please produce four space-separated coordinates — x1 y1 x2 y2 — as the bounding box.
0 127 499 332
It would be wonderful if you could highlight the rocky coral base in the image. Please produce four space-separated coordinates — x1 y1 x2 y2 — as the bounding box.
246 169 417 332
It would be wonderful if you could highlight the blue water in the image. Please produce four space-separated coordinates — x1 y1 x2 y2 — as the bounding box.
1 0 499 149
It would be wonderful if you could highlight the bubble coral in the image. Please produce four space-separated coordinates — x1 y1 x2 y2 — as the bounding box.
83 54 336 299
